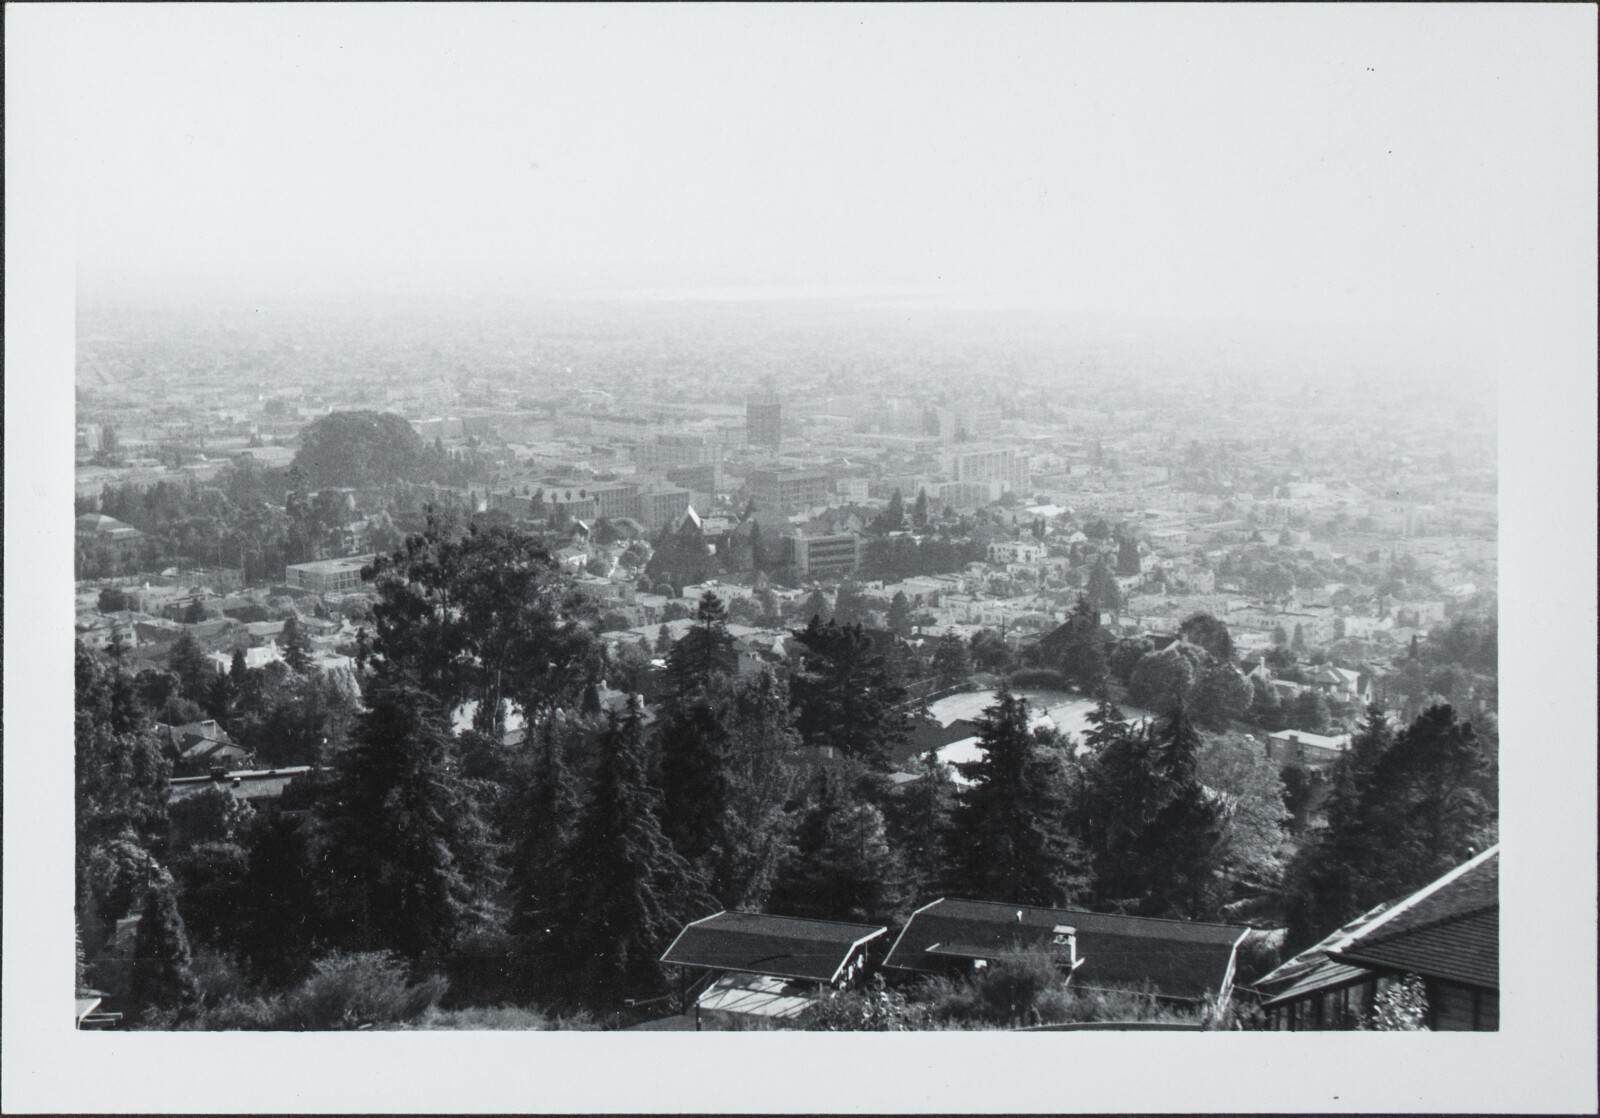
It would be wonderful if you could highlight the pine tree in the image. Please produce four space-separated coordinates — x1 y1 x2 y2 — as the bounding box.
1138 707 1227 918
129 866 199 1019
319 681 498 965
656 697 734 865
665 591 737 696
1058 595 1110 694
885 750 957 900
166 630 213 705
912 488 929 530
509 716 586 989
1086 558 1124 616
558 699 706 1003
769 768 906 925
790 618 907 771
932 632 972 688
235 813 321 987
887 591 914 638
282 615 313 674
948 689 1088 907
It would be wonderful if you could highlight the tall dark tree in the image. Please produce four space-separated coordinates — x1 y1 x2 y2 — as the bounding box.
1056 595 1111 694
665 591 738 696
1085 558 1124 615
885 752 957 900
790 618 907 771
234 813 322 987
281 615 313 674
1081 701 1225 918
886 591 914 639
873 489 906 534
319 681 499 965
166 630 213 707
932 633 973 688
768 768 906 925
556 699 707 1003
912 488 929 530
1116 533 1143 576
948 689 1088 907
509 716 587 987
1136 708 1227 918
129 866 199 1019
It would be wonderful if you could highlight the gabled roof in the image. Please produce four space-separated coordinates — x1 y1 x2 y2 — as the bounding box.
1330 852 1498 989
660 911 887 984
882 898 1250 1003
1258 846 1499 1006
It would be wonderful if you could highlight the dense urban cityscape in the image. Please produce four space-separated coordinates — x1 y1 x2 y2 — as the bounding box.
72 291 1500 1032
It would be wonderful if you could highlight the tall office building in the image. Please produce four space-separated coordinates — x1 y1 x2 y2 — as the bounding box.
747 391 783 450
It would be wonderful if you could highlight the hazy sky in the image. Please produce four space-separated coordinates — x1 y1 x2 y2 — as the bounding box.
23 4 1591 343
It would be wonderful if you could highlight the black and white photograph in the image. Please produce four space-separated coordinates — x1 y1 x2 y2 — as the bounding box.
5 3 1596 1113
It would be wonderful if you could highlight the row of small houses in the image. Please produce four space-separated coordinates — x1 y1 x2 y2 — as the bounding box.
646 846 1499 1031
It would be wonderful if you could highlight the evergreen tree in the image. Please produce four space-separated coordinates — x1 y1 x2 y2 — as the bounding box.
655 624 674 655
1136 707 1227 918
886 591 914 638
790 618 907 771
948 689 1088 907
509 716 587 988
319 681 498 965
282 615 313 674
874 489 906 534
235 813 321 987
665 591 738 696
885 751 957 900
558 699 705 1003
1085 558 1124 615
769 768 906 925
912 488 929 530
1057 595 1110 694
166 630 213 706
129 866 199 1019
1116 533 1142 576
932 632 973 688
229 647 249 682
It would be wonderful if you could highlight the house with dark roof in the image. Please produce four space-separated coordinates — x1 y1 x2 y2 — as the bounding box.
659 911 887 1029
158 720 255 776
881 897 1252 1004
1254 846 1498 1030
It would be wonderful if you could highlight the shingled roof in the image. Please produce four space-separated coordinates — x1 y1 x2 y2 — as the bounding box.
1258 846 1499 1007
1331 851 1498 989
881 898 1250 1003
659 911 888 984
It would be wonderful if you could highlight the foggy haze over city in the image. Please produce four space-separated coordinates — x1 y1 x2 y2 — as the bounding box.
62 3 1553 379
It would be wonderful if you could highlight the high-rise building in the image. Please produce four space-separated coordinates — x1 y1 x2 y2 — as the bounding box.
747 392 783 450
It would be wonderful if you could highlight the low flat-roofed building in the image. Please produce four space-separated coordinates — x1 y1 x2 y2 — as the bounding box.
284 555 375 594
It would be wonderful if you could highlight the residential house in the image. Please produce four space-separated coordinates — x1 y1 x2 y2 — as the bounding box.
659 911 887 1029
881 898 1252 1005
158 720 255 776
1255 846 1498 1030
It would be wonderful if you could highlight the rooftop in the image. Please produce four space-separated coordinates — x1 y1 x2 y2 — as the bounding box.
660 910 887 984
882 898 1250 1002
